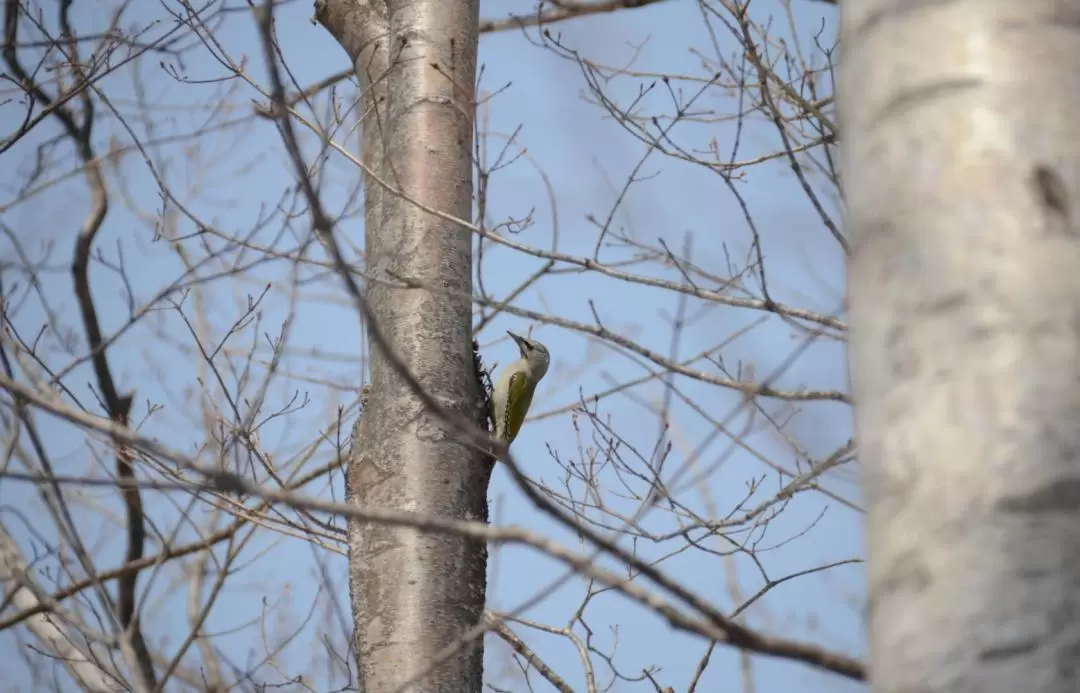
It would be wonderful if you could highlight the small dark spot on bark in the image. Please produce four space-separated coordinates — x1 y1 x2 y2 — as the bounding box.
980 637 1039 661
1056 635 1080 678
1032 165 1073 229
889 350 919 381
871 78 983 128
921 291 969 316
874 552 932 599
853 0 967 45
884 324 920 381
1001 5 1080 31
1019 563 1052 580
848 218 896 263
968 324 994 341
998 477 1080 514
884 323 906 349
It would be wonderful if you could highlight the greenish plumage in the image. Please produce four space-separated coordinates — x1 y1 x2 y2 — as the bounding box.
499 371 537 444
491 331 551 448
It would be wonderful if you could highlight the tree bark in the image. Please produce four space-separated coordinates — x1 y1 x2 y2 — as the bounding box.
315 1 487 691
842 2 1080 692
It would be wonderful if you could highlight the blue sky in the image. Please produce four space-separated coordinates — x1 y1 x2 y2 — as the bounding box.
0 0 862 690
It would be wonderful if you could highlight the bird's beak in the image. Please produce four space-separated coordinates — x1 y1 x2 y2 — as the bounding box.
507 330 528 354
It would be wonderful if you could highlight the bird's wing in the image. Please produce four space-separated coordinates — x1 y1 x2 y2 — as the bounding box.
503 371 537 443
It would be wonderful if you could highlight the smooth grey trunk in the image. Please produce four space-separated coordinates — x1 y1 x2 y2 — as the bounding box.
315 1 487 691
841 1 1080 692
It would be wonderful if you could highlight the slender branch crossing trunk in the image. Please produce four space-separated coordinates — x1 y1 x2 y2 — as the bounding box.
316 1 487 691
842 2 1080 691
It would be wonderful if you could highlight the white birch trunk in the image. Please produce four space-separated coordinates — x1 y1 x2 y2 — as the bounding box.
842 1 1080 691
316 1 488 691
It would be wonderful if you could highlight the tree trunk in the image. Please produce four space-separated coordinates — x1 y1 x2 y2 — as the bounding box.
842 2 1080 692
315 1 487 691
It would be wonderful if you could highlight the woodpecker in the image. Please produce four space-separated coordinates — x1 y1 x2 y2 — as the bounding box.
491 330 550 448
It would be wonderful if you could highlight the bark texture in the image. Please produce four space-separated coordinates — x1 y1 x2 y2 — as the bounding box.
842 1 1080 692
315 1 487 691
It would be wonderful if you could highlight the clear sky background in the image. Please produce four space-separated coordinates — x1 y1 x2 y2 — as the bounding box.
0 0 863 691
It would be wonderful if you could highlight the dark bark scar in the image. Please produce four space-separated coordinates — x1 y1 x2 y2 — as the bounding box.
979 637 1038 661
998 477 1080 514
1032 165 1072 225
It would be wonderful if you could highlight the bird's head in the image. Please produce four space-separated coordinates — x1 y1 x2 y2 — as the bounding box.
508 330 550 379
